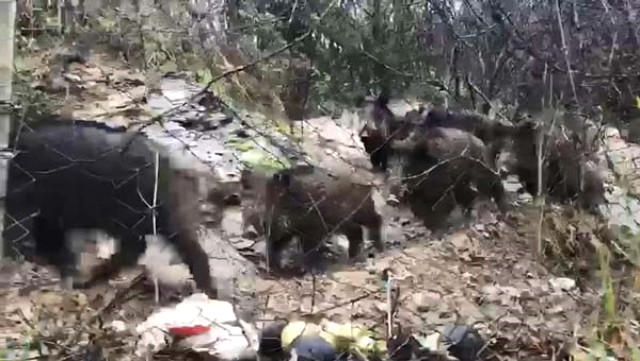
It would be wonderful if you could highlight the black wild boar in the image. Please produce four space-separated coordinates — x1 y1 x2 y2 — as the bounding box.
509 120 607 213
362 93 395 132
403 106 428 126
578 159 607 212
258 320 288 357
420 107 515 168
360 122 391 171
239 165 316 239
3 119 218 297
243 166 385 272
241 203 264 239
392 127 507 232
359 95 415 172
359 94 395 172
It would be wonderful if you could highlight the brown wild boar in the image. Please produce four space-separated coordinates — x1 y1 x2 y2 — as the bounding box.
391 127 507 233
419 107 515 168
359 94 413 172
509 120 607 213
242 166 385 272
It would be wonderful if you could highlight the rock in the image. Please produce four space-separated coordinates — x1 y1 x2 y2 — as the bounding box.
63 73 82 83
211 112 233 125
549 277 576 291
222 208 245 237
229 238 256 250
109 320 128 333
148 93 174 112
199 229 258 320
128 85 147 101
109 69 145 86
166 87 190 102
79 67 104 83
449 232 472 251
412 291 443 312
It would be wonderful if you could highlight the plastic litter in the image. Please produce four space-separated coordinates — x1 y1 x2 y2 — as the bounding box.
278 320 386 357
135 293 258 359
441 325 486 361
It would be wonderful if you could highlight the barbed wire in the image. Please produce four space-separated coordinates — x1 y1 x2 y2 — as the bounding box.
5 6 629 359
2 97 497 332
3 65 521 282
1 105 601 361
15 0 624 286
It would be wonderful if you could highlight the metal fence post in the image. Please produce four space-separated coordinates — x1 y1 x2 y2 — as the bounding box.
0 0 16 260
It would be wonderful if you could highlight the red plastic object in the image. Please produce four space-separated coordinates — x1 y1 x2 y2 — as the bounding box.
169 324 211 337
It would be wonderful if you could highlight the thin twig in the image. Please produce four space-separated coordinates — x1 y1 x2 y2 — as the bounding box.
311 293 371 315
127 0 340 139
554 0 579 107
152 151 160 304
311 273 317 314
466 81 509 121
386 275 393 338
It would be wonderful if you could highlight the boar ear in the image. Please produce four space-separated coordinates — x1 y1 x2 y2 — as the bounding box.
360 125 370 137
377 87 391 107
240 169 253 189
272 173 291 187
281 173 291 187
223 193 241 206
